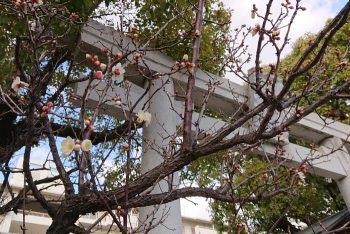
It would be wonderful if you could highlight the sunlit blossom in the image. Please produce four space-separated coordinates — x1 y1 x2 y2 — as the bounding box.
11 76 29 93
61 136 74 157
297 171 306 184
136 110 152 127
81 139 92 152
111 63 125 83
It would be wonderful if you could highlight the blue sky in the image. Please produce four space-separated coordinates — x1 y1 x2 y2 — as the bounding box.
333 0 348 11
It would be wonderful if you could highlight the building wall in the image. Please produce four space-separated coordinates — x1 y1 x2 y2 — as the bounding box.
0 211 218 234
0 160 220 234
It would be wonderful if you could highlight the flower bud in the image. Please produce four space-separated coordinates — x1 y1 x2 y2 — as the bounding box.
47 101 53 108
74 144 81 151
94 60 101 67
95 70 103 80
86 54 92 60
115 52 122 59
183 54 189 61
101 48 108 53
99 63 107 71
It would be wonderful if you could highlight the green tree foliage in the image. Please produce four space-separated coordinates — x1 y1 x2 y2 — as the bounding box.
209 157 345 233
0 0 100 87
280 20 350 124
135 0 231 74
182 150 345 233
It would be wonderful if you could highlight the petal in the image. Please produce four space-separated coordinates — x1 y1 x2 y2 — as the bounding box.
81 139 92 152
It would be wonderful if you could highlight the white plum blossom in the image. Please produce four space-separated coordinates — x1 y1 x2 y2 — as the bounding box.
111 63 125 83
182 54 189 61
61 136 74 157
81 139 92 152
297 171 306 184
136 110 152 127
29 21 36 31
11 76 29 93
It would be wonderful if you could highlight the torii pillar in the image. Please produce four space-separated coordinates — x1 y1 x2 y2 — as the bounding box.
321 137 350 209
139 78 182 233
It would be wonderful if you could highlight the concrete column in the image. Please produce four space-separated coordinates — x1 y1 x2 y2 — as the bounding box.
321 137 350 209
139 78 182 233
0 212 12 232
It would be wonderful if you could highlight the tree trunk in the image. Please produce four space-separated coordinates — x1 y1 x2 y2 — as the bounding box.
46 210 81 234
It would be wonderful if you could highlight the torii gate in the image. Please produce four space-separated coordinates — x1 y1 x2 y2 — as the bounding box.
75 21 350 233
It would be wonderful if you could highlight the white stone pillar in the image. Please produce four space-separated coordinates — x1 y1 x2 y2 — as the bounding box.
321 137 350 209
0 212 12 232
139 78 182 233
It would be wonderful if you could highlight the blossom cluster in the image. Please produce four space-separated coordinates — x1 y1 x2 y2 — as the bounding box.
86 54 107 80
86 53 125 83
61 137 92 157
175 54 195 73
15 0 43 9
41 101 53 118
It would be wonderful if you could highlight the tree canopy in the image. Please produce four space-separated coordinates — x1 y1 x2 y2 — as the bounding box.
0 1 350 234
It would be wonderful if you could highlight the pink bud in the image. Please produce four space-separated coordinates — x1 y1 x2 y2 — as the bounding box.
101 48 108 53
115 52 122 59
94 60 101 67
70 95 78 101
113 96 121 101
85 54 92 60
114 68 121 76
70 12 79 19
95 71 103 80
15 0 22 7
47 101 53 108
